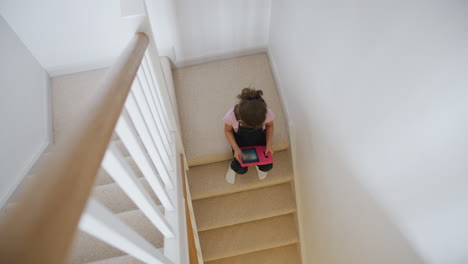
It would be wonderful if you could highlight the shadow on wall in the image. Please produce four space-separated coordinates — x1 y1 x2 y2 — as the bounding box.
291 105 425 264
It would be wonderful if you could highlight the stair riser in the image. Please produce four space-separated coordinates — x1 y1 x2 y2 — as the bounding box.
193 183 297 232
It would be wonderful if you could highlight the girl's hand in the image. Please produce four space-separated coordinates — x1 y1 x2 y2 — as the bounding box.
233 147 242 162
265 144 274 157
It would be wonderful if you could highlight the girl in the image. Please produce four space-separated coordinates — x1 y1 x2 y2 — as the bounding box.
223 88 275 184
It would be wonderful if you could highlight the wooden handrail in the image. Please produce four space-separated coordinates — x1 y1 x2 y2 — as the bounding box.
0 32 149 264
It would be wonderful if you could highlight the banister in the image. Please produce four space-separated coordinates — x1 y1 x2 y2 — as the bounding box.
0 32 149 264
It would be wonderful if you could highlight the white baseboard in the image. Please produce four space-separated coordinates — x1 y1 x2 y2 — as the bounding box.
173 46 268 68
0 140 50 211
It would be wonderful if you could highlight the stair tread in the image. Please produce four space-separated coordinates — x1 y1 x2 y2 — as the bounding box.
199 214 299 262
206 244 301 264
114 139 130 158
92 177 161 214
94 156 143 186
86 255 144 264
194 183 296 231
174 53 290 166
188 150 293 200
67 209 164 264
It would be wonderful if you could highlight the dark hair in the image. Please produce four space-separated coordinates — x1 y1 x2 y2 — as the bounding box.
237 88 267 128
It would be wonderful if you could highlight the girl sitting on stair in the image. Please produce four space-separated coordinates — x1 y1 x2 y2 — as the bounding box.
223 88 275 184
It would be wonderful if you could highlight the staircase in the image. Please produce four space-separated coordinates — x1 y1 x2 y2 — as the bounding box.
3 53 301 264
174 54 302 263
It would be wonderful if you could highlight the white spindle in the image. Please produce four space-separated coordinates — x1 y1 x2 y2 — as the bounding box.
132 77 173 171
79 199 172 264
143 55 174 135
138 63 174 151
102 143 174 238
125 92 173 189
115 111 174 211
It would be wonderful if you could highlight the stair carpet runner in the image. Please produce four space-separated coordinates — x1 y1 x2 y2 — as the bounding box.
175 53 302 263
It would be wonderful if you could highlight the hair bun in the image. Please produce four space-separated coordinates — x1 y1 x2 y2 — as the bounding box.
255 90 263 98
238 88 264 101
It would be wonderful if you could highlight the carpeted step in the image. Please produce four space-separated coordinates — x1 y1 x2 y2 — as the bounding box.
87 255 144 264
199 213 298 262
94 156 143 186
173 53 290 166
67 209 164 264
188 150 293 200
193 183 296 231
114 139 130 158
92 178 161 214
206 244 301 264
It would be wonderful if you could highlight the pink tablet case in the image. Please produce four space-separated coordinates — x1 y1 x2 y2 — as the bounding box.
239 146 274 167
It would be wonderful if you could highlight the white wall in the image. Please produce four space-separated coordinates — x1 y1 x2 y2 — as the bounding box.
0 16 50 208
1 0 271 72
172 0 271 66
145 0 180 61
269 1 468 263
0 0 146 76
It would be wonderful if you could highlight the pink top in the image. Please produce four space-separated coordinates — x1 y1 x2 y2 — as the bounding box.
223 107 275 133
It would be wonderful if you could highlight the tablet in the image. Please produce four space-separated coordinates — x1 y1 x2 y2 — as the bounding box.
241 148 259 164
238 146 274 167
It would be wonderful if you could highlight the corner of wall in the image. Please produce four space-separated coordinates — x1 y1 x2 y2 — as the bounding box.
266 47 308 264
0 140 49 211
174 46 268 68
45 72 54 149
286 121 309 264
266 48 291 131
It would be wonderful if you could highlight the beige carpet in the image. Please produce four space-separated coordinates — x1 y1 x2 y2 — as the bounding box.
178 55 302 263
174 53 290 166
187 151 301 263
188 150 294 200
206 244 301 264
193 183 296 231
87 255 144 264
199 214 298 261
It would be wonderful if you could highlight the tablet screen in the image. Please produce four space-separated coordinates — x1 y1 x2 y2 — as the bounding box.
241 148 259 164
